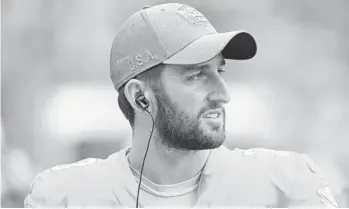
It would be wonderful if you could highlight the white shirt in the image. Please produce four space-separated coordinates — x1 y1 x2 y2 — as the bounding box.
24 146 338 208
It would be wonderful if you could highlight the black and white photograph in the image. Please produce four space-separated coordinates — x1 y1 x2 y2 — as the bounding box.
1 0 349 208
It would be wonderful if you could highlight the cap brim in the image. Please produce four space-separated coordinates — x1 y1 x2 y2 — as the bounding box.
163 30 257 65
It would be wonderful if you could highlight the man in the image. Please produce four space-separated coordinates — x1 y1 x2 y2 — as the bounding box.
25 3 339 208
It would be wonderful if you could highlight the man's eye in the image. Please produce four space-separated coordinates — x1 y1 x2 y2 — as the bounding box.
218 67 225 75
189 72 205 81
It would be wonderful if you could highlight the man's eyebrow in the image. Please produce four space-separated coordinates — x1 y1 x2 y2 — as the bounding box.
179 65 203 75
220 59 226 67
179 59 226 75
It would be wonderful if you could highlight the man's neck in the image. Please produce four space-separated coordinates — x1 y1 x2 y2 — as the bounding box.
128 136 211 185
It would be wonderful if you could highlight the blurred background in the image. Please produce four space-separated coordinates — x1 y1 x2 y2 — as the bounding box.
1 0 349 207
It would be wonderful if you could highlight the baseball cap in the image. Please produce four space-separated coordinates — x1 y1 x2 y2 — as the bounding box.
110 3 257 91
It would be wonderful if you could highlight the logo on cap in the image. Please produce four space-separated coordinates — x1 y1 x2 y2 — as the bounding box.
177 5 211 27
127 50 157 71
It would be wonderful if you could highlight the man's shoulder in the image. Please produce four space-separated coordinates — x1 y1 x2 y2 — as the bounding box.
220 146 316 171
222 146 323 186
24 151 125 207
44 157 105 178
220 146 297 158
34 157 108 184
216 146 338 207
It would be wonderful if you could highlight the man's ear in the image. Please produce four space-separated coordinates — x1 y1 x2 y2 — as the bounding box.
124 79 147 112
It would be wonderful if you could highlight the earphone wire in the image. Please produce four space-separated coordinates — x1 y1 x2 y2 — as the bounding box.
136 108 154 208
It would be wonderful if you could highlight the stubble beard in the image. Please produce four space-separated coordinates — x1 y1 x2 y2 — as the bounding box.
153 89 226 151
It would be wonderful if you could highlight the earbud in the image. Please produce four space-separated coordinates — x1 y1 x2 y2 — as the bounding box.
135 95 149 109
134 94 154 208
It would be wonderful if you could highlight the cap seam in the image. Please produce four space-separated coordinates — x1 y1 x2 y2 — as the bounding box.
141 9 169 54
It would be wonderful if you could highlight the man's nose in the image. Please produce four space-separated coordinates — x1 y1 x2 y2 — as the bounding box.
207 77 231 104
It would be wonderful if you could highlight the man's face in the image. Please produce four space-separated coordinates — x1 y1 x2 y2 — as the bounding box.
152 54 231 151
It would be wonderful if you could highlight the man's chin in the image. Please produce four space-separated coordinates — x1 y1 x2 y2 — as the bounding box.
200 132 226 149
